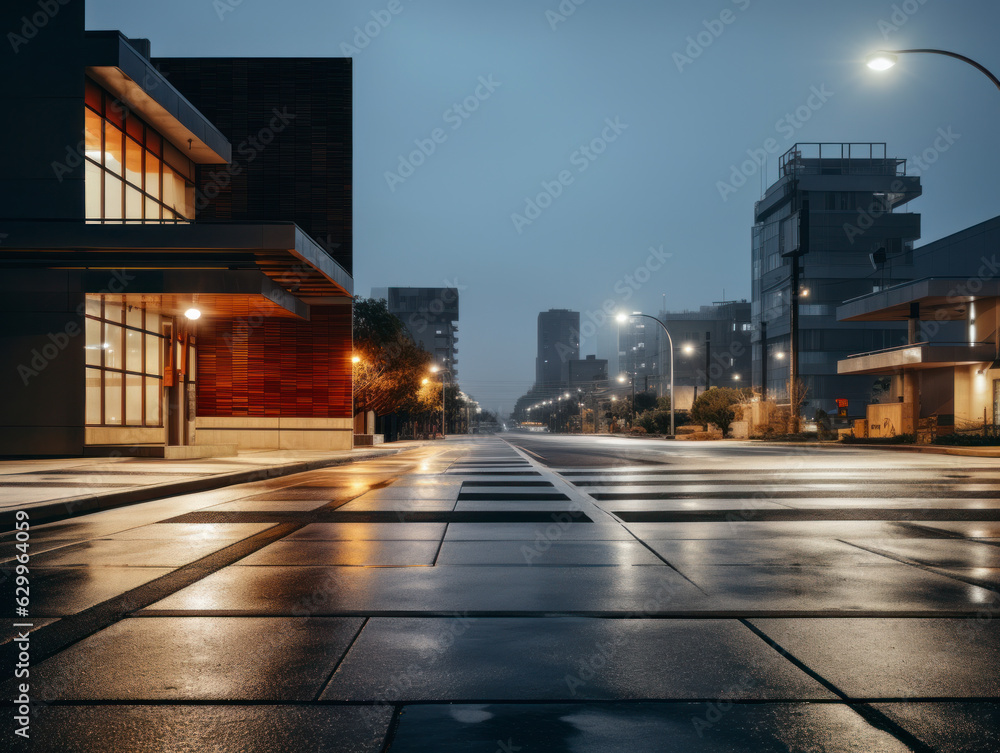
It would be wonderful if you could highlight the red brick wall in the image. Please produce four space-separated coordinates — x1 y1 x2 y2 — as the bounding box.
197 305 352 418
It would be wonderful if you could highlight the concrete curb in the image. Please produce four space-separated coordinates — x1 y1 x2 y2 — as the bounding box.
0 448 406 529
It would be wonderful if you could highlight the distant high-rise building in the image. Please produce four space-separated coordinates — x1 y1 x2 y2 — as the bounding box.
662 301 752 390
752 143 922 413
536 309 579 388
373 287 460 379
617 313 662 393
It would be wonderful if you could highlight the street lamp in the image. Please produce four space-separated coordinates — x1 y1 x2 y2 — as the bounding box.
865 49 1000 93
429 365 452 438
616 312 676 435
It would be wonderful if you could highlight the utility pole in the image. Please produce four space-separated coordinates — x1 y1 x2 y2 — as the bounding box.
704 331 712 391
786 197 808 434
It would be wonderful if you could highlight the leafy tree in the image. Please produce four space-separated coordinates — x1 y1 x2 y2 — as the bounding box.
353 297 432 417
690 387 752 437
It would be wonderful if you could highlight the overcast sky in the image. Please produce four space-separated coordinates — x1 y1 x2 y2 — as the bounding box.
89 0 1000 413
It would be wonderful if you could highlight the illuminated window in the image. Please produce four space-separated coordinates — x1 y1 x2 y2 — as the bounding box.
84 76 196 224
85 297 165 428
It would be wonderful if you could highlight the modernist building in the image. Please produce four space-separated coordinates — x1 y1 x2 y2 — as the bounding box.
536 309 579 388
371 287 459 378
752 143 922 415
564 355 609 391
838 215 1000 434
662 300 752 391
0 1 354 456
617 314 662 393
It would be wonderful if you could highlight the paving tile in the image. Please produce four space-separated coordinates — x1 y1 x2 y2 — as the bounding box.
454 501 588 512
0 539 83 562
336 499 457 512
0 618 58 645
625 522 925 541
286 523 447 541
0 705 391 753
444 523 634 541
913 523 1000 538
843 539 1000 568
237 540 439 567
30 617 364 700
353 486 462 501
643 539 897 567
387 702 910 752
28 538 232 568
871 702 1000 753
322 617 833 701
676 564 994 612
749 618 1000 698
104 523 277 541
436 541 664 566
202 499 333 512
0 566 174 616
143 566 707 614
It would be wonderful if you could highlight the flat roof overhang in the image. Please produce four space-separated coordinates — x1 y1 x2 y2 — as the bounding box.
85 32 231 164
85 269 309 320
838 344 997 375
838 278 1000 323
0 221 353 300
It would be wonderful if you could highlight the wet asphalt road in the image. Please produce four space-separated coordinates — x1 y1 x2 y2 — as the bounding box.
2 434 999 752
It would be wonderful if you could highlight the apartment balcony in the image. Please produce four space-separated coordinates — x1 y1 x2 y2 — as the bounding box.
838 342 996 375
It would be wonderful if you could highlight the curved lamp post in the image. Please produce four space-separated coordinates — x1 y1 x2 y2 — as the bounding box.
866 49 1000 93
430 365 452 438
616 312 675 436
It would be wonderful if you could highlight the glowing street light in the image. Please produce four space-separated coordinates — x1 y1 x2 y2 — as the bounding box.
865 49 1000 93
616 311 676 435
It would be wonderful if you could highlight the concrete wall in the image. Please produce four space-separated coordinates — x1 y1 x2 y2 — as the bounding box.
0 271 86 455
0 0 86 220
195 417 353 451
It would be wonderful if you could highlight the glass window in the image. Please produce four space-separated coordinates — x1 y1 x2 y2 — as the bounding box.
104 173 123 219
146 129 161 157
85 160 102 219
144 153 160 200
145 196 160 222
182 182 195 220
163 141 193 181
125 186 142 221
85 297 101 317
125 329 142 372
145 380 160 426
86 368 102 425
126 306 143 329
125 374 143 426
145 334 161 375
146 312 161 332
104 371 122 425
125 112 143 143
85 109 102 159
104 302 122 324
104 124 124 176
162 163 184 212
104 96 125 129
104 323 123 369
85 318 102 366
125 136 142 186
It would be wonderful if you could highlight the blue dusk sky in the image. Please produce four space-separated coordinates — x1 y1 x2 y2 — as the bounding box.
88 0 1000 413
